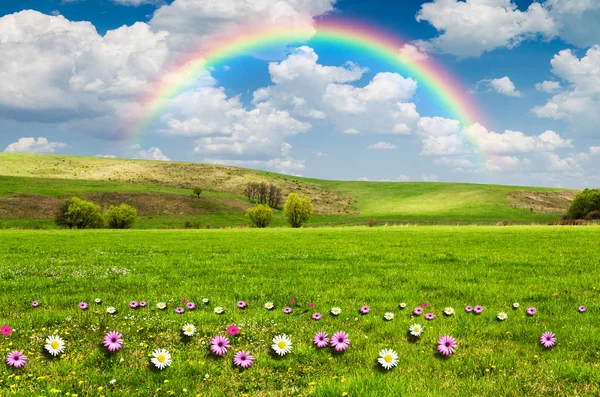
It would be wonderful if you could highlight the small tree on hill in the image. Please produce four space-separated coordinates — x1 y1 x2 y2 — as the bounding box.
105 203 138 229
283 193 313 228
55 197 104 229
193 187 203 198
567 188 600 219
246 204 273 228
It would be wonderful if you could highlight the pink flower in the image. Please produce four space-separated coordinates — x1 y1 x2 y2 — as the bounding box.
186 302 196 310
79 302 88 310
313 332 329 348
174 307 184 314
129 301 138 309
6 350 27 368
227 325 239 336
289 298 295 304
540 332 556 348
309 303 315 308
474 306 484 314
330 331 350 352
139 301 147 307
1 325 12 336
526 307 536 316
237 301 247 309
413 307 423 316
209 335 230 356
181 298 188 303
437 335 457 356
578 306 586 313
233 351 254 369
31 301 39 307
465 306 473 313
312 313 322 320
103 331 123 352
425 313 436 321
282 307 292 314
421 303 429 308
360 305 370 314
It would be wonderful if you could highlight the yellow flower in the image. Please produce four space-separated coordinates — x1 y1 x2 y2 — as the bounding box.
98 386 103 391
342 393 348 396
164 380 169 383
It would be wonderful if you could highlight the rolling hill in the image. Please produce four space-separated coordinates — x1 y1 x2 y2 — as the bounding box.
0 153 578 228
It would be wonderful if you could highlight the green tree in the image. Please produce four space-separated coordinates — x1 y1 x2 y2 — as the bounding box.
55 197 104 229
192 187 203 198
246 204 273 228
568 188 600 219
105 203 138 229
282 193 313 228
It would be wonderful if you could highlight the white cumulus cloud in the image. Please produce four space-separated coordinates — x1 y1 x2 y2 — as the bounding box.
4 137 68 153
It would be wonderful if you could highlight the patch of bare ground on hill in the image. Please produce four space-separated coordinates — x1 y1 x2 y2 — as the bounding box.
506 189 579 214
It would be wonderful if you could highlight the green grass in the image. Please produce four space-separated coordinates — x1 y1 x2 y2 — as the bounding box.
1 226 600 396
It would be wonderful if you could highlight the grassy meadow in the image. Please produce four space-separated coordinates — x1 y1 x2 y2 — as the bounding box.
1 226 600 396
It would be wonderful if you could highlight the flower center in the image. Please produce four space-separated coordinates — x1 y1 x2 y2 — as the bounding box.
384 354 393 363
278 341 287 349
51 341 59 349
414 327 420 332
157 354 166 363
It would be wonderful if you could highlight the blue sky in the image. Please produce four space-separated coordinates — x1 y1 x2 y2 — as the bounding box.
0 0 599 187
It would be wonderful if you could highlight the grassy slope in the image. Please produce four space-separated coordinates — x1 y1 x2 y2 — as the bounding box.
1 227 599 396
0 153 576 227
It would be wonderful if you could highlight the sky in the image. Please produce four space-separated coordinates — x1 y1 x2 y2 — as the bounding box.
0 0 599 187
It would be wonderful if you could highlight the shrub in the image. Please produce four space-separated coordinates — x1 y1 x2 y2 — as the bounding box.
367 219 378 227
246 204 273 228
282 193 313 228
184 221 201 229
567 188 600 219
105 204 137 229
193 187 202 198
55 197 104 229
585 210 600 220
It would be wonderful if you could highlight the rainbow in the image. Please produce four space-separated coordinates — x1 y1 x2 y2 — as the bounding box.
128 18 485 140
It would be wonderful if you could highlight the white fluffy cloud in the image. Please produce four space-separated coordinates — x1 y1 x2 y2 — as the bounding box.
421 174 438 182
464 124 572 154
477 77 522 97
535 80 561 93
138 147 171 161
4 137 68 153
591 146 600 156
484 155 522 172
112 0 161 5
367 142 397 150
543 0 600 47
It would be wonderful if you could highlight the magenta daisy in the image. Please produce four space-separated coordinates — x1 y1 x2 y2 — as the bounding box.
578 306 586 313
526 307 537 316
425 313 436 321
437 335 457 356
465 305 473 313
1 325 12 336
313 332 329 348
289 298 295 303
79 302 88 310
227 325 239 336
31 301 39 307
186 302 196 310
282 307 292 314
139 301 147 307
413 307 423 316
360 305 370 314
330 331 351 352
209 335 230 356
103 331 124 352
233 351 254 369
236 301 247 309
540 332 556 348
181 298 188 303
129 301 138 309
6 350 27 368
174 307 184 314
309 303 315 308
422 303 429 307
312 312 322 320
474 305 484 314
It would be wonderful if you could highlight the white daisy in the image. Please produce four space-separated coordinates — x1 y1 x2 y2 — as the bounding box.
383 312 395 321
106 306 117 314
513 302 520 308
45 335 65 356
409 323 423 337
94 298 102 304
271 334 292 356
378 348 399 370
182 324 196 337
444 307 455 316
399 302 407 309
151 349 172 370
497 312 508 321
214 306 224 314
202 298 209 304
331 307 342 316
264 302 274 310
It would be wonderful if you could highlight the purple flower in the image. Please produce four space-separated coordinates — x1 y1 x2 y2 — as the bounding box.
540 332 556 348
6 351 27 368
437 335 457 356
312 312 322 320
425 313 436 321
465 306 473 313
139 301 147 307
181 298 188 303
227 325 239 336
79 302 88 310
421 303 429 308
31 301 39 307
282 307 292 314
209 335 230 356
413 307 423 316
330 331 350 352
289 298 295 303
103 331 123 352
474 305 484 314
313 332 329 348
1 325 12 336
233 350 254 368
309 303 315 308
129 301 138 309
526 307 536 316
174 307 184 314
360 305 370 314
186 302 196 310
578 306 586 313
237 301 247 309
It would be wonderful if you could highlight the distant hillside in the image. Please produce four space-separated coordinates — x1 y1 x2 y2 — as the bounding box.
0 153 578 228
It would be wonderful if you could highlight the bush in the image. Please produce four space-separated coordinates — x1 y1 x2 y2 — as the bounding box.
246 204 273 228
105 203 137 229
585 210 600 220
55 197 104 229
282 193 313 228
367 219 378 227
193 187 202 198
567 188 600 219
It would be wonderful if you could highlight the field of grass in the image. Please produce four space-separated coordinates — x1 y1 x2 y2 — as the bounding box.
1 226 600 396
